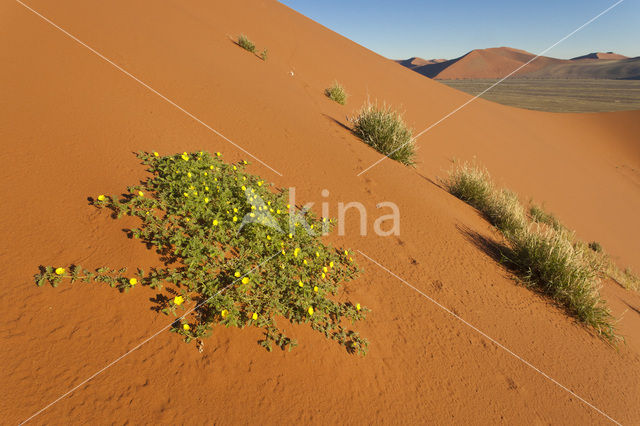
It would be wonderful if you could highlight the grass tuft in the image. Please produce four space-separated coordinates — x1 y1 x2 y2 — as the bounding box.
504 227 616 341
444 161 619 343
444 162 526 235
351 102 416 166
237 34 256 53
588 241 603 253
529 204 564 231
325 81 348 105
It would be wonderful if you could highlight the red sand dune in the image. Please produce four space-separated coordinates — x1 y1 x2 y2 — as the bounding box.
572 52 629 60
395 56 447 68
2 0 640 424
408 47 563 79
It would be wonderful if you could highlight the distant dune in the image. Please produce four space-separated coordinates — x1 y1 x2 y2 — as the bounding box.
571 52 629 60
395 57 446 69
397 47 638 79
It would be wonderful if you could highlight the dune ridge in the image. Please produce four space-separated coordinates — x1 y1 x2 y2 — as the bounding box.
398 47 639 79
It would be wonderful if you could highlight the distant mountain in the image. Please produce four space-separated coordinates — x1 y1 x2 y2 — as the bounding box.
571 52 628 60
397 48 639 80
395 57 446 69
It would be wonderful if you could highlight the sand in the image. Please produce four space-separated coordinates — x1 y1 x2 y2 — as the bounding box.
2 0 640 424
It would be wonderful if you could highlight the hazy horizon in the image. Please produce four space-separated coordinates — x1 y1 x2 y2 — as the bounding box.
279 0 640 60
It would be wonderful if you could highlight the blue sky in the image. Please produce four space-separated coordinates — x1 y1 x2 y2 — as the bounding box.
279 0 639 60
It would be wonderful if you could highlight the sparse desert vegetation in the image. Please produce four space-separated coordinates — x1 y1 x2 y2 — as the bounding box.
352 102 416 166
529 203 564 231
325 81 348 105
444 161 619 342
439 79 640 113
237 34 256 53
36 151 368 354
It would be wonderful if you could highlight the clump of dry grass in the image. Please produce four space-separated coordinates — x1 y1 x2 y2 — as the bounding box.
325 81 348 105
444 161 619 343
529 203 565 231
351 102 415 166
237 34 255 53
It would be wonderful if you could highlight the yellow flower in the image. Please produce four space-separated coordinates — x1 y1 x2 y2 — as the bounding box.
97 194 106 201
281 249 286 255
356 303 361 311
216 152 221 157
313 286 318 292
329 261 334 268
153 151 159 157
323 266 328 273
205 186 209 191
241 277 250 284
349 257 353 262
243 160 248 165
234 271 241 277
251 312 258 320
233 216 238 222
288 233 293 239
294 248 300 257
233 208 238 213
212 219 218 226
308 307 314 316
258 181 263 186
321 273 326 279
315 252 320 257
210 165 215 170
183 192 189 197
54 267 65 275
138 191 144 197
266 235 271 240
204 172 208 176
249 213 255 218
303 259 308 265
204 197 209 203
241 185 246 191
221 309 228 318
193 191 198 196
298 281 304 288
183 323 190 331
181 155 189 161
174 296 184 306
233 166 237 170
344 250 348 255
187 172 192 178
287 204 291 209
129 278 137 286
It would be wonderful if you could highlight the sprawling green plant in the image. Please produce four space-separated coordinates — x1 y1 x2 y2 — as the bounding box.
325 81 348 105
35 151 368 354
351 102 415 166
